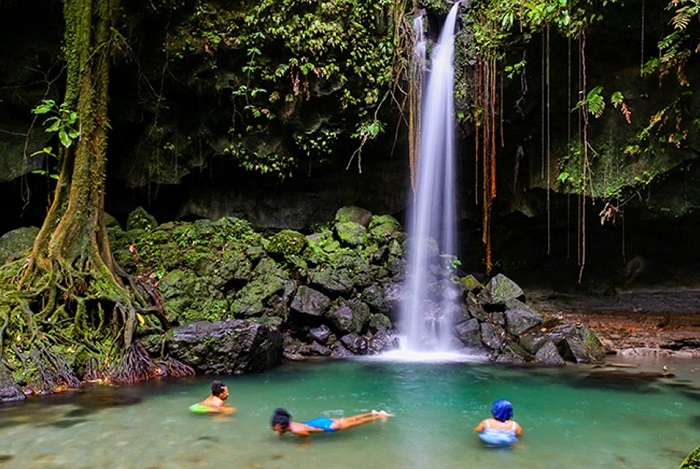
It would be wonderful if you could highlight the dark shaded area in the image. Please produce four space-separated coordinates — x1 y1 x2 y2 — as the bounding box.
0 176 53 234
679 389 700 403
576 369 665 392
39 418 88 429
690 415 700 431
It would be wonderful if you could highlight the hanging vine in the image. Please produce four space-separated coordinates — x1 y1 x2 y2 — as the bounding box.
462 0 627 279
474 55 499 275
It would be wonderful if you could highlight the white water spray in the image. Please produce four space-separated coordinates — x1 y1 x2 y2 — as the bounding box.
400 2 462 353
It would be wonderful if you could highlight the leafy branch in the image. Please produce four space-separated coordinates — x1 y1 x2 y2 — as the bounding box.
32 99 80 148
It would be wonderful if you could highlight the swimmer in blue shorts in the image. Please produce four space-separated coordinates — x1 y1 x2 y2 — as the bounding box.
271 407 392 437
474 399 523 446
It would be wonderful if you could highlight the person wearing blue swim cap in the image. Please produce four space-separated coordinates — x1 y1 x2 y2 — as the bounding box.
473 399 523 446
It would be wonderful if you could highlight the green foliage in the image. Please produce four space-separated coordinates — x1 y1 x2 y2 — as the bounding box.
162 0 401 178
265 230 308 258
644 0 700 86
223 143 297 178
466 0 621 60
32 99 80 148
557 127 681 203
637 98 690 148
679 445 700 468
29 100 78 181
576 86 605 118
610 91 624 107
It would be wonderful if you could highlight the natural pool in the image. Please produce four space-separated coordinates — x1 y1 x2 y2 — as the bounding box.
1 356 699 469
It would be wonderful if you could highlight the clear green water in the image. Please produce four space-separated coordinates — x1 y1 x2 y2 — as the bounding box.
1 356 699 469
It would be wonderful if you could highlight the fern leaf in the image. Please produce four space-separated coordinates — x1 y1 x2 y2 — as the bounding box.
586 86 605 118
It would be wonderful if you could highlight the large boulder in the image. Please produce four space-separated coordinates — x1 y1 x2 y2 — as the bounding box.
290 285 331 318
447 272 606 365
519 318 607 363
478 273 525 305
165 319 283 374
0 226 38 264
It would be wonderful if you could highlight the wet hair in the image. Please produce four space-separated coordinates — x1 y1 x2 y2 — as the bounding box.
211 380 226 397
491 399 514 422
271 407 291 429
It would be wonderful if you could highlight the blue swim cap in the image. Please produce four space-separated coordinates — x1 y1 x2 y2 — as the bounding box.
491 399 513 422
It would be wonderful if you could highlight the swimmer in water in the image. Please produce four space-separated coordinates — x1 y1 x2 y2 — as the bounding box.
474 399 523 446
192 380 236 415
271 407 392 437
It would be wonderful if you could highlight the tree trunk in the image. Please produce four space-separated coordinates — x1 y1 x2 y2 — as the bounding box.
0 0 191 393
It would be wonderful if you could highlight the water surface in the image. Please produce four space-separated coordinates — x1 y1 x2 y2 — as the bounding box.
1 357 698 468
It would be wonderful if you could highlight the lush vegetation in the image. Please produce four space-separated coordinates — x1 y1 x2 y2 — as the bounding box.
143 0 409 178
2 0 700 392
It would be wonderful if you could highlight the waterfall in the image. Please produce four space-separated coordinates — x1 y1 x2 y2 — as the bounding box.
400 2 462 353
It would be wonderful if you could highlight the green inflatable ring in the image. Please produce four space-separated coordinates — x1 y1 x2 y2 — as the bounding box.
189 403 212 414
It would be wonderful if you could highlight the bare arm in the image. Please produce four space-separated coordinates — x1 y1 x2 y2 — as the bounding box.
473 420 487 433
514 422 523 436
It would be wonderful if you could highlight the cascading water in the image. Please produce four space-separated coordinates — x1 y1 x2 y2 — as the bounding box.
400 2 462 353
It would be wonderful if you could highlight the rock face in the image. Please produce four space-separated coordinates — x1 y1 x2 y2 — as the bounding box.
113 206 605 367
0 206 609 401
163 320 283 375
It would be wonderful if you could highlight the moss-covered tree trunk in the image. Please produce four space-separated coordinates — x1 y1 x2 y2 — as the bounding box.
28 0 123 309
0 0 190 394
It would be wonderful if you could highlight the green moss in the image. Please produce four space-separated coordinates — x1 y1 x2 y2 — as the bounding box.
680 446 700 469
126 207 158 231
264 230 308 258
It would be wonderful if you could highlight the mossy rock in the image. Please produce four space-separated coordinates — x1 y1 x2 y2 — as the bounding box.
334 206 372 226
126 206 158 231
0 226 39 264
335 221 366 247
230 258 294 320
306 231 341 259
369 313 392 332
158 268 229 324
368 214 403 240
459 274 483 292
326 298 371 334
213 216 262 245
265 229 307 258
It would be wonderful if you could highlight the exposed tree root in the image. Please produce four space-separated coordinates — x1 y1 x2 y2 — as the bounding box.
0 256 190 394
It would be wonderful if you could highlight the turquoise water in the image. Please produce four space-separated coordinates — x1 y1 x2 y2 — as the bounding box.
1 357 699 469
